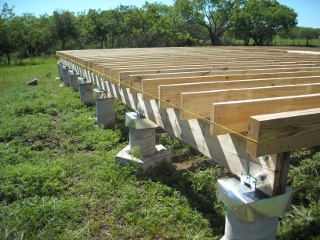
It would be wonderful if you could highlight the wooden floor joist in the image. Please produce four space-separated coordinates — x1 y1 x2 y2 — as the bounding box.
136 70 320 99
210 93 320 135
181 83 320 120
57 46 320 197
159 76 320 109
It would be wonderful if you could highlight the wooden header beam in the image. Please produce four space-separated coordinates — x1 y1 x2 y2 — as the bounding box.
247 108 320 157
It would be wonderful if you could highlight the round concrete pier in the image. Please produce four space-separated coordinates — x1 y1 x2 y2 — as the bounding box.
68 70 79 91
57 62 63 80
129 128 156 157
96 98 115 127
222 208 278 240
78 77 93 105
61 66 70 87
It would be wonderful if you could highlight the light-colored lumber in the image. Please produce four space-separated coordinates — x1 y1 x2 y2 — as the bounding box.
111 62 320 86
138 70 320 99
246 108 320 157
210 94 320 135
270 152 291 196
159 76 320 109
122 62 320 87
180 83 320 120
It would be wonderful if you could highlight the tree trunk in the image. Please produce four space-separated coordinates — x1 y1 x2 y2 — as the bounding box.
244 38 249 46
6 52 11 64
62 39 66 50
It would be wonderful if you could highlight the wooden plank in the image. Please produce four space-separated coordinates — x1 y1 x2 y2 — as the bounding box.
246 108 320 157
122 62 320 87
159 76 320 109
112 61 319 86
210 94 320 135
128 63 320 81
270 152 291 196
138 70 320 99
180 83 320 120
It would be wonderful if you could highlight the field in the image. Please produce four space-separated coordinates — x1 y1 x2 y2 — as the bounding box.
0 56 319 239
231 38 320 47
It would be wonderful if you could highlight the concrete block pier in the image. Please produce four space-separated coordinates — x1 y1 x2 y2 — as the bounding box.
61 66 70 87
93 88 115 128
56 62 63 81
116 112 170 171
68 70 79 91
78 77 93 106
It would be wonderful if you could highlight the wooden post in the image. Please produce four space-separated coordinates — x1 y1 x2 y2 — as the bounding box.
270 152 291 196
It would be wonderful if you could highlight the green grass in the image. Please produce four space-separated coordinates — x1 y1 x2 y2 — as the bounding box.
0 56 319 239
230 37 320 47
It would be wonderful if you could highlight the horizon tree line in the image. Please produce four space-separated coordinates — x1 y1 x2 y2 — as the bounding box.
1 0 319 64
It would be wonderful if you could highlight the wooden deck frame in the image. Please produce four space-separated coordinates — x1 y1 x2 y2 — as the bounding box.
57 46 320 198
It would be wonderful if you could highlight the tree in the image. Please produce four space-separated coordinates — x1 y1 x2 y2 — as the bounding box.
0 3 23 64
298 27 319 46
124 3 175 47
50 10 79 50
84 9 111 48
174 0 241 46
19 13 53 56
231 0 297 46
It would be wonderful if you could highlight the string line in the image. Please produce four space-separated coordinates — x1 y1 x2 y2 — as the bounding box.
57 53 271 144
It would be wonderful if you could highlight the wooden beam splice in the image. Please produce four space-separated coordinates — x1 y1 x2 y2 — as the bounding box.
246 108 320 157
210 94 320 135
180 83 320 120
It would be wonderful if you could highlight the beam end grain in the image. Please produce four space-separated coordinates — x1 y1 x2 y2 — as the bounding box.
246 108 320 157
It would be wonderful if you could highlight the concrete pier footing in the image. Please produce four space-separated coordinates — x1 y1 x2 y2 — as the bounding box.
78 77 93 105
56 62 63 81
116 112 170 171
94 89 115 128
222 209 279 240
68 70 79 91
216 178 293 240
61 66 70 87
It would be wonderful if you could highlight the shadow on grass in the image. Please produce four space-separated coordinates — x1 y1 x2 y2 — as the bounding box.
142 160 227 236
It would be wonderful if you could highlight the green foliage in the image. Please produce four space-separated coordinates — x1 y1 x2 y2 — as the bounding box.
231 0 297 46
0 196 90 239
0 163 69 203
51 10 79 50
174 0 241 46
287 152 320 206
0 0 318 61
277 151 320 239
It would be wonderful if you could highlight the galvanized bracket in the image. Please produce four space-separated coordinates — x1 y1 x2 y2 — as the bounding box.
241 172 256 189
241 154 256 189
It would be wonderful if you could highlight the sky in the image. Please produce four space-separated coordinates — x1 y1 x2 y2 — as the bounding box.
2 0 320 28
